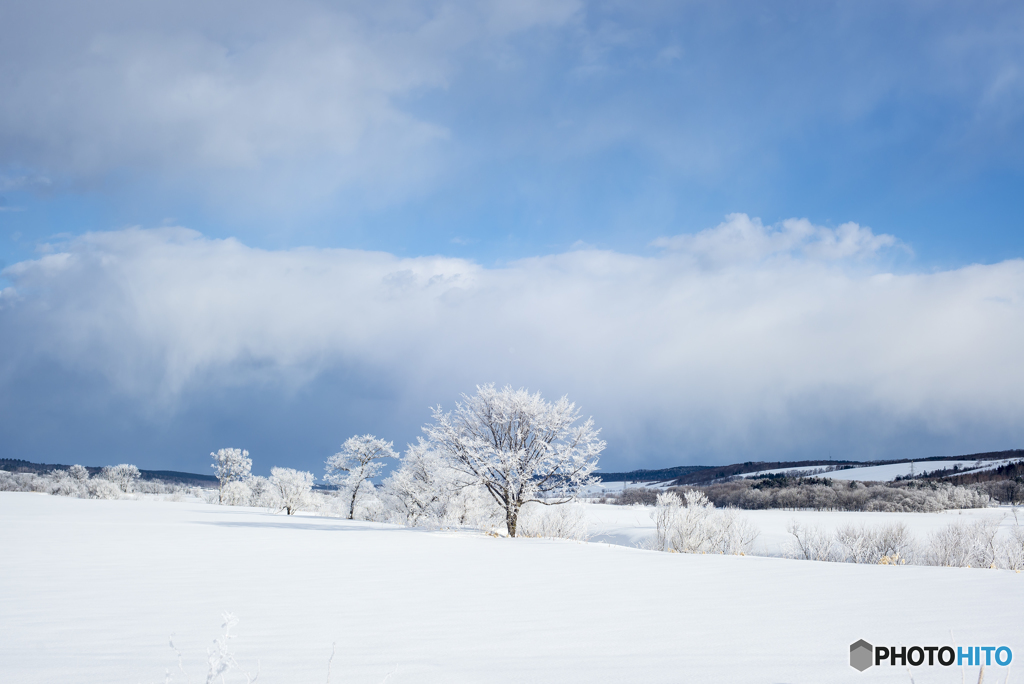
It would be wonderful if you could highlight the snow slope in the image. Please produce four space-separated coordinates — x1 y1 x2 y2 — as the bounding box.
1 492 1021 684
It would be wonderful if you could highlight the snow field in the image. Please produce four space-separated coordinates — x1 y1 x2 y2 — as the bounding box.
1 492 1022 684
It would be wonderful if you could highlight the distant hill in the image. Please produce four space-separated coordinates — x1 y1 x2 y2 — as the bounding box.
0 458 218 487
596 449 1024 485
593 465 710 483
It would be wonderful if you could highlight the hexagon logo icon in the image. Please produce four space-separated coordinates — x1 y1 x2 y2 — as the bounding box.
850 640 873 671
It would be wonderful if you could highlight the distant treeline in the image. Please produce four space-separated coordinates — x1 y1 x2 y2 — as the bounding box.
593 465 708 482
0 458 217 486
612 474 1021 511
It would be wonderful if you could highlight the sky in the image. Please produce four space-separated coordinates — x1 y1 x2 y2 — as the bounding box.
1 0 1023 476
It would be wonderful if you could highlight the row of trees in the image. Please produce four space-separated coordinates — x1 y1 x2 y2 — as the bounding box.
0 463 145 499
646 478 995 512
208 384 606 537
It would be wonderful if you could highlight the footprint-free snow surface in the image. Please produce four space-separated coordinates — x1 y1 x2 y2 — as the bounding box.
1 492 1021 683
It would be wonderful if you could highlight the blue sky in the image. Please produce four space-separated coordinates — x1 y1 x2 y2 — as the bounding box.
1 0 1023 475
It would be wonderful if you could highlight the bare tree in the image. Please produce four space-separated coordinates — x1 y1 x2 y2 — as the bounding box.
423 384 604 537
325 435 398 520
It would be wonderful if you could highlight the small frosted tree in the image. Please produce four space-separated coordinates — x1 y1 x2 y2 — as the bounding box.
269 467 314 515
423 384 604 537
247 475 275 508
382 438 476 526
325 435 398 520
68 464 90 482
211 448 252 503
101 464 141 493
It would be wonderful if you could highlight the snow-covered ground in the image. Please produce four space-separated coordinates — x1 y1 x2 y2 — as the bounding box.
2 492 1022 684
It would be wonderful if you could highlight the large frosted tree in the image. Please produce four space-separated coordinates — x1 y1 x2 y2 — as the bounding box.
423 384 604 537
325 435 398 519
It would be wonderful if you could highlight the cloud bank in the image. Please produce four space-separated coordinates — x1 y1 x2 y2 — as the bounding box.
2 214 1022 472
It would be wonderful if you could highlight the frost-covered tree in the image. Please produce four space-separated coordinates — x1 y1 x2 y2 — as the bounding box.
68 464 90 482
269 467 314 515
423 384 604 537
220 480 252 506
325 435 398 520
246 475 275 508
211 448 252 503
101 464 141 493
381 439 474 526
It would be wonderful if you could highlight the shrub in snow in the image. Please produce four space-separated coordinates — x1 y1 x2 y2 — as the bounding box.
211 448 252 504
690 478 994 513
325 434 398 520
517 503 591 541
101 463 141 493
833 522 918 564
167 612 259 684
423 384 604 537
784 521 838 562
925 519 1000 568
246 475 277 508
220 480 253 506
88 477 122 500
999 523 1024 572
45 469 88 498
269 467 314 515
653 491 758 555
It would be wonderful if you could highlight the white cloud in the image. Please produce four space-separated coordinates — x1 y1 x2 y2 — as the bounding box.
2 220 1023 463
651 213 902 264
0 0 578 206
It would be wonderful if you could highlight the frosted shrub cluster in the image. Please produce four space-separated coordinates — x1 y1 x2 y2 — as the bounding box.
925 520 1000 568
651 491 759 555
0 463 185 500
698 479 992 512
785 521 916 563
517 503 590 541
784 512 1024 569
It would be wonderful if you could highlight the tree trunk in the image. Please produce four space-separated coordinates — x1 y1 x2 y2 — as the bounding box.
505 504 520 537
348 481 361 520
